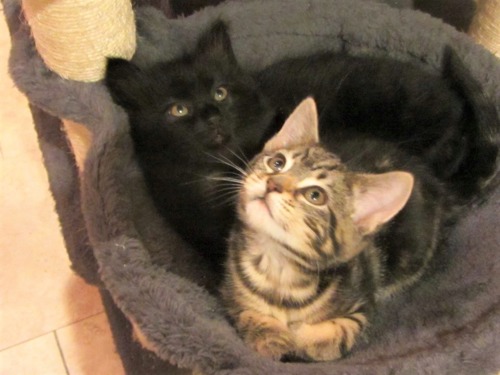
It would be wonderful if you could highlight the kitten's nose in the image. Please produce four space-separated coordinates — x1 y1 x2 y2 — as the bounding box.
207 114 229 145
208 114 221 127
267 176 296 193
214 131 229 145
203 104 221 126
266 178 284 193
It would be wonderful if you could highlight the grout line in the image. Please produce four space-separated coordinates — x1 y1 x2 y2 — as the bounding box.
54 309 106 332
54 331 70 375
0 310 105 353
0 333 55 353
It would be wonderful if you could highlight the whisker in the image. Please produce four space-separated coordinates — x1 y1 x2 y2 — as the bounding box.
205 192 240 208
206 188 243 199
205 190 239 201
178 174 215 186
212 190 241 198
238 149 259 177
223 145 256 175
204 151 248 177
203 179 243 196
207 198 238 209
205 176 244 185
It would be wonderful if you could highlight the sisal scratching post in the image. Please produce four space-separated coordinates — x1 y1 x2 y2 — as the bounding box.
22 0 137 169
22 0 136 82
469 0 500 57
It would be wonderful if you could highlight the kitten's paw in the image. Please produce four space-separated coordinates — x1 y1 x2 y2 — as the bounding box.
293 317 364 361
238 310 295 360
294 324 344 361
300 341 344 362
247 331 295 360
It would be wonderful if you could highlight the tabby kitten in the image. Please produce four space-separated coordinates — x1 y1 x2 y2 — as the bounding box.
221 98 446 361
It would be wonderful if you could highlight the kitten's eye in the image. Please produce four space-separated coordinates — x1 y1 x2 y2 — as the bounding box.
168 104 190 117
302 187 327 205
267 153 286 172
214 86 228 102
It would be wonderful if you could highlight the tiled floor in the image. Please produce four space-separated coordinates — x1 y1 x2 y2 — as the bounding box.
0 11 124 375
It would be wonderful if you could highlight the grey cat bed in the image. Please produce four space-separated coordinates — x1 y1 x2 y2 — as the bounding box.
4 0 499 373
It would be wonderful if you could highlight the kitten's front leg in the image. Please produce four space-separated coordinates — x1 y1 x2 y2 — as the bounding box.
237 310 295 360
292 313 367 361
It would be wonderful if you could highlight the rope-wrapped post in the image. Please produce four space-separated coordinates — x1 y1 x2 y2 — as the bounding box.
22 0 136 82
22 0 137 170
469 0 500 57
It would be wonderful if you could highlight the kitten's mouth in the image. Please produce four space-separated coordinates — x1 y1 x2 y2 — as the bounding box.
215 134 228 144
207 133 230 149
247 196 274 220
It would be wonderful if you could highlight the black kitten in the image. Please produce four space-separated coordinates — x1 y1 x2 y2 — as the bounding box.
105 22 274 266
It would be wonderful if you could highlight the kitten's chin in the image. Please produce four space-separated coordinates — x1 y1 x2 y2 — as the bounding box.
243 198 284 238
206 137 230 150
243 198 311 257
205 132 233 152
246 198 271 220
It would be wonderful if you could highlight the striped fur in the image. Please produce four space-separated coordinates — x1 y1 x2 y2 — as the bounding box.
221 99 440 362
222 146 383 361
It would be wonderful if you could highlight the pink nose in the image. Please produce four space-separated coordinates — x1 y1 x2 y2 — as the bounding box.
266 178 283 193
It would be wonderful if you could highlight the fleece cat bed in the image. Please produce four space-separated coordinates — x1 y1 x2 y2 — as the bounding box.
4 0 499 373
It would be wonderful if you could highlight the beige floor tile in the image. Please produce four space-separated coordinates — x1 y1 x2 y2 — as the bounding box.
0 333 67 375
57 313 125 375
0 70 104 349
0 257 104 351
0 12 104 351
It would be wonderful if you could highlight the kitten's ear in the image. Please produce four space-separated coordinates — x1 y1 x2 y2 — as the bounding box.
352 171 414 234
195 21 238 65
105 58 145 110
264 97 320 152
